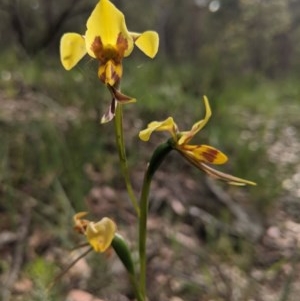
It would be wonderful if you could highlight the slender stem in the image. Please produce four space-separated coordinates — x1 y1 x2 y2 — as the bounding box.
139 142 172 298
114 104 140 216
138 173 151 298
129 274 144 301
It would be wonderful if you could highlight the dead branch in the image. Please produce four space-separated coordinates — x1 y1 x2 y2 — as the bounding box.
1 203 33 301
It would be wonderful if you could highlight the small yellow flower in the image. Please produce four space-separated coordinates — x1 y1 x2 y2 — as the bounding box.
60 0 159 87
73 212 117 253
139 96 256 186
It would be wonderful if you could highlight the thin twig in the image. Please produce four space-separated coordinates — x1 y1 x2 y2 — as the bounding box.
2 204 33 301
47 247 92 291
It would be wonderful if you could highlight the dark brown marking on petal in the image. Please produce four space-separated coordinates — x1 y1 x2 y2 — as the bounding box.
108 85 132 102
110 64 120 85
99 66 106 83
111 97 116 115
91 36 105 61
202 147 219 163
98 61 121 86
91 33 128 66
116 33 128 61
100 98 117 124
99 74 106 83
113 89 130 101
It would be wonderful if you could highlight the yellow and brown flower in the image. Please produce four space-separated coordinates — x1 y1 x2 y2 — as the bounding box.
139 96 256 186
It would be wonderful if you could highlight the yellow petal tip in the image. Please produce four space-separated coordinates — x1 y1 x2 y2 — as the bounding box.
60 33 86 70
134 31 159 58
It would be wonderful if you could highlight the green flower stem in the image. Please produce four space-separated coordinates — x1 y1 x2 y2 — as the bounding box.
129 274 144 301
139 142 173 299
114 104 140 216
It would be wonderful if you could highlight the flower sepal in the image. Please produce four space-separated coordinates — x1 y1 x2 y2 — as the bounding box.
108 85 136 104
100 85 136 124
200 163 257 186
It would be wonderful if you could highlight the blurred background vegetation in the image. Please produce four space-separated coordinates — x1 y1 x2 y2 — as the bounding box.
0 0 300 300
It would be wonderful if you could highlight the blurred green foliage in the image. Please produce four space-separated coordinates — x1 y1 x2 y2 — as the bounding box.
1 0 300 300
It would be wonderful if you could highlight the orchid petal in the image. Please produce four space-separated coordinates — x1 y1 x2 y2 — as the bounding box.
200 163 257 186
86 217 116 252
98 60 123 86
132 31 159 58
101 98 117 124
139 117 177 141
85 0 133 58
107 85 136 103
178 96 211 145
181 144 228 165
60 33 86 70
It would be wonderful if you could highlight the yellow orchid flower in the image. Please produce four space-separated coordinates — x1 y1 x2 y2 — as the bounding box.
139 96 256 186
73 212 117 253
60 0 159 87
